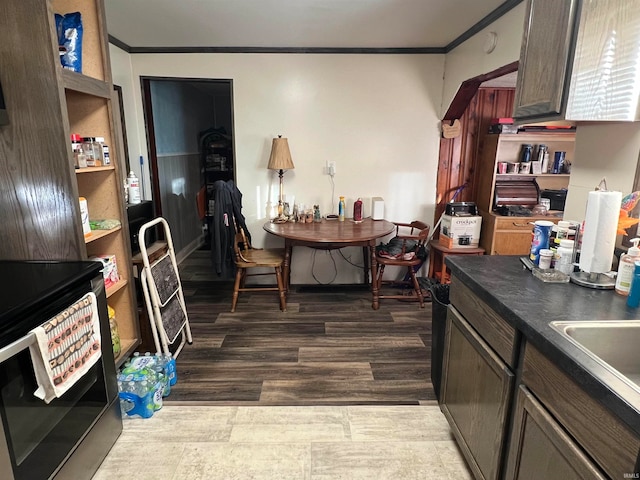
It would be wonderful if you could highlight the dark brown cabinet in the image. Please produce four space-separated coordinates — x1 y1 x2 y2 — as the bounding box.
441 306 515 480
444 271 640 479
505 386 606 480
513 0 580 121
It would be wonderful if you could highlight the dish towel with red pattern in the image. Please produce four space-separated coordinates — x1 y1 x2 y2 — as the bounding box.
29 292 102 403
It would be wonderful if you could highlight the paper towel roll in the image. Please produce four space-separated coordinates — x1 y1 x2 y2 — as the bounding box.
579 190 622 273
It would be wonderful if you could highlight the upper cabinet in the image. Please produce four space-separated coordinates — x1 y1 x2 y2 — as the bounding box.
513 0 580 121
513 0 581 121
514 0 640 123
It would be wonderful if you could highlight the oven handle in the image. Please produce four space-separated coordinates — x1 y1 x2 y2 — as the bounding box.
0 332 36 364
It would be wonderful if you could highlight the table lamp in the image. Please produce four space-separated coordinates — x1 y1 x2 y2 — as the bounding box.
267 135 295 222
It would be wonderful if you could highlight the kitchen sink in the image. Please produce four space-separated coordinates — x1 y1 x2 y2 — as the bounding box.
549 320 640 394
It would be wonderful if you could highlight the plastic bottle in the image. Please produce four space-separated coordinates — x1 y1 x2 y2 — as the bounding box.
353 198 363 222
82 137 98 166
164 353 177 386
338 196 345 222
616 238 640 296
79 197 91 237
626 260 640 308
127 171 141 204
94 136 106 165
554 239 575 274
117 374 154 418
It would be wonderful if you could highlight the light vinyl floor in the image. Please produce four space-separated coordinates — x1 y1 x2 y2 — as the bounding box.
92 405 472 480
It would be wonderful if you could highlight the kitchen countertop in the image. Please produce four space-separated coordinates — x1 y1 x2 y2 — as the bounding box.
445 254 640 437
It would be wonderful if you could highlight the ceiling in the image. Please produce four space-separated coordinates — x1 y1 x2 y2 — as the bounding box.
104 0 520 51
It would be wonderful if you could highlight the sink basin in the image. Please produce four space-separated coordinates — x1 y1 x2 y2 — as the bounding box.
549 320 640 394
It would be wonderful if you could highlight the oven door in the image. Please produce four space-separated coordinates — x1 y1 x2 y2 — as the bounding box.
0 283 112 480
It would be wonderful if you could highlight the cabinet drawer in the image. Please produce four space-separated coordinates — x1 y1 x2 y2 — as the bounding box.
441 307 515 480
495 218 532 231
450 277 516 366
522 344 640 478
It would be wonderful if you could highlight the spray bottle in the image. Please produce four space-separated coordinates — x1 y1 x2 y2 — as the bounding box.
615 238 640 296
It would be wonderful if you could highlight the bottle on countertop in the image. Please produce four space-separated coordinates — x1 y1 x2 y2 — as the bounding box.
616 238 640 296
626 260 640 308
338 196 345 222
553 239 575 275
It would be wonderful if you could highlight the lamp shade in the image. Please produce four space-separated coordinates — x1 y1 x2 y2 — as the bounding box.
267 136 295 171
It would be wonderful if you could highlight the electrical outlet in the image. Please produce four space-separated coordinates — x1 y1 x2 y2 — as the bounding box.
327 161 336 176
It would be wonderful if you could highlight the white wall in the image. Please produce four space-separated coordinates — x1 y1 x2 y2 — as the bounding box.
111 50 445 283
109 45 145 181
440 2 525 118
564 123 640 222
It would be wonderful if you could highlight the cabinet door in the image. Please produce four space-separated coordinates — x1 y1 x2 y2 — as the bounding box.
513 0 580 120
441 307 515 480
492 230 534 256
505 385 606 480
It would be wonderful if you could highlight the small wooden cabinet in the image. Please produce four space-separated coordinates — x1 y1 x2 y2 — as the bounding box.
475 133 575 255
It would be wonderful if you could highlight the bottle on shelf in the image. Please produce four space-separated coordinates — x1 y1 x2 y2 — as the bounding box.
615 238 640 296
127 171 141 204
71 133 87 168
338 196 345 222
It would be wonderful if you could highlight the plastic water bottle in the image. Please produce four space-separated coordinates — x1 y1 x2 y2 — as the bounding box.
117 374 154 418
164 353 177 386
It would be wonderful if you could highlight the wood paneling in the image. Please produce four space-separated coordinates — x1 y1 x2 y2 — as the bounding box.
157 153 203 255
435 88 515 228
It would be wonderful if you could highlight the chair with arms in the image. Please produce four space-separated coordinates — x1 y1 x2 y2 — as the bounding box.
374 220 430 308
231 226 287 313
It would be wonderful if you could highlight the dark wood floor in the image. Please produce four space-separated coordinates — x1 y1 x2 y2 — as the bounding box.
166 250 435 406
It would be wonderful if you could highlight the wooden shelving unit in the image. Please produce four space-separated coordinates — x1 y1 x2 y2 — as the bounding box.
55 0 139 366
53 0 140 366
475 132 576 255
1 1 139 364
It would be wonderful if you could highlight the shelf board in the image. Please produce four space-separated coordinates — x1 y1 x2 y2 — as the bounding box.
75 165 115 174
62 69 111 98
496 173 570 178
85 225 122 243
132 241 168 265
106 278 128 298
114 338 141 368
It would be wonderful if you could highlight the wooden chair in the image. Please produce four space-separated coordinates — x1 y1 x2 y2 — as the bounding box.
374 221 430 307
231 227 287 313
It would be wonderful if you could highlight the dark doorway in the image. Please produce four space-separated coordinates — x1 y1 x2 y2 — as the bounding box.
141 77 234 259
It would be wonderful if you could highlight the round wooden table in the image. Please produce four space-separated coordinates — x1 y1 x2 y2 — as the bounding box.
264 218 395 309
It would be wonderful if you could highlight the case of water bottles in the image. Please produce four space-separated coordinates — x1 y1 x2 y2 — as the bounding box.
117 352 177 419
